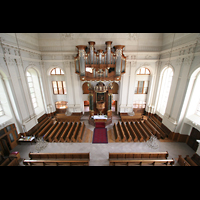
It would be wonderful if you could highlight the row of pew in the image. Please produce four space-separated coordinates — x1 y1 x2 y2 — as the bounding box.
0 156 19 166
178 153 200 166
113 120 158 142
109 152 174 166
23 152 90 166
113 115 167 142
32 118 85 143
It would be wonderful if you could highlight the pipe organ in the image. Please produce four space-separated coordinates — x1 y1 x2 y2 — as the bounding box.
74 41 126 81
74 41 126 125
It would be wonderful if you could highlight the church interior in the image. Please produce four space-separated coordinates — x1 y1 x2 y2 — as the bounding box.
0 33 200 166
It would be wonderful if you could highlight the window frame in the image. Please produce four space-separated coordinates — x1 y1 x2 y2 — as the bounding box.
136 67 150 75
50 68 65 75
134 81 149 94
0 101 5 117
196 99 200 117
26 71 38 109
52 81 67 95
156 67 173 116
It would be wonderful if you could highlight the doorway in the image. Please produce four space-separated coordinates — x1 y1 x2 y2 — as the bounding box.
112 100 117 113
0 138 10 156
84 100 90 112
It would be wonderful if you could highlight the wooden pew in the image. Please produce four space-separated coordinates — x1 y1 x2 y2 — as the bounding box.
117 122 126 142
113 123 120 142
29 152 90 159
121 122 132 142
135 121 149 141
191 153 200 165
121 115 142 122
33 118 51 137
0 157 19 166
23 159 89 166
184 155 198 166
43 121 58 141
71 122 81 142
52 122 68 142
109 152 172 166
59 122 73 142
148 118 166 139
139 121 154 138
66 122 77 142
126 122 138 142
130 121 143 142
38 120 53 137
109 159 174 166
77 122 85 142
56 114 81 122
109 152 169 159
178 155 191 166
151 115 162 127
144 120 161 139
25 152 90 166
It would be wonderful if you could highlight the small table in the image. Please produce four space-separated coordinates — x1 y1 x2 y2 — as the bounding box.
18 136 36 145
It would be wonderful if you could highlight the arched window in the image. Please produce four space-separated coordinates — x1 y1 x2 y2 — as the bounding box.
157 67 173 115
26 71 38 109
135 67 150 94
50 67 64 75
185 70 200 118
196 100 200 116
26 68 45 116
0 100 5 117
136 67 150 75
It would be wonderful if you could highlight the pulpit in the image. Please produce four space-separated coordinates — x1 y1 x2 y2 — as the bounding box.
96 101 105 115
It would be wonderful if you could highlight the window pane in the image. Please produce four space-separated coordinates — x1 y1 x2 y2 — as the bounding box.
26 71 31 76
51 69 56 74
138 87 143 94
28 82 33 88
9 133 14 142
62 81 66 87
32 97 37 103
134 87 138 94
146 69 150 74
57 81 62 87
31 93 35 98
143 87 148 94
141 68 145 74
30 88 35 93
61 70 64 74
33 102 38 108
63 88 67 94
56 68 60 74
139 81 144 87
58 88 63 94
52 81 57 87
53 88 58 94
144 81 148 87
27 77 32 82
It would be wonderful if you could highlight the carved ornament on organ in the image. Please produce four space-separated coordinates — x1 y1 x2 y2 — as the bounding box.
74 41 126 81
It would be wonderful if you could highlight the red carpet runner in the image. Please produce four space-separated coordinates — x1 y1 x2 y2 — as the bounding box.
92 128 108 143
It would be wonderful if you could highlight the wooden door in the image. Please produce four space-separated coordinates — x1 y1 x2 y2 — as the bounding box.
0 139 10 156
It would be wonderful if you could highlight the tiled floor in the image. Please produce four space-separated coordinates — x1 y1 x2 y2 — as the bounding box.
12 113 196 166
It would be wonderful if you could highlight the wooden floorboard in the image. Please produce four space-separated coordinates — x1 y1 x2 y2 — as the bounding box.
108 129 115 143
82 128 93 143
